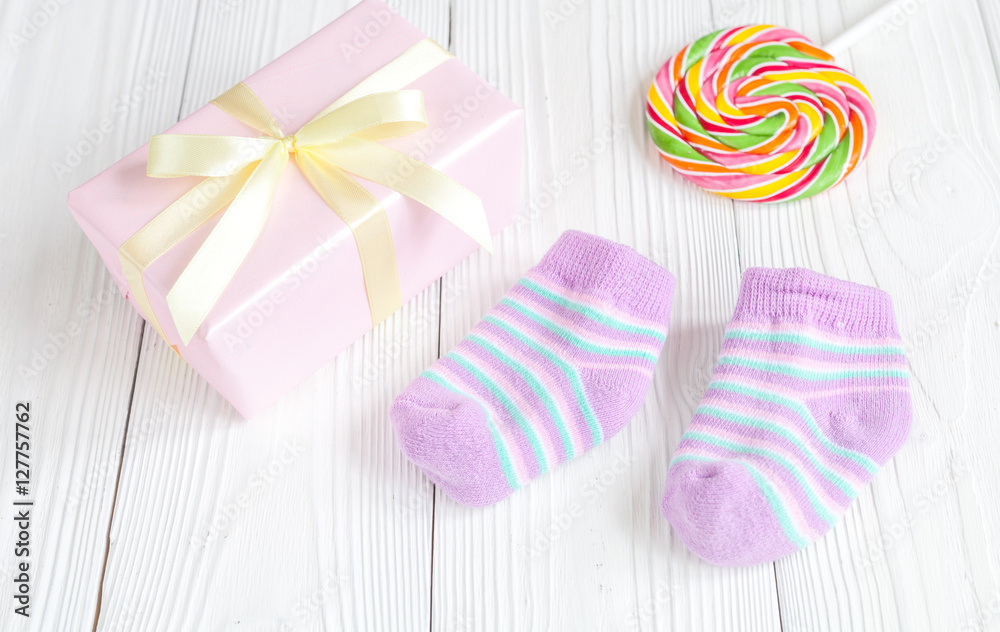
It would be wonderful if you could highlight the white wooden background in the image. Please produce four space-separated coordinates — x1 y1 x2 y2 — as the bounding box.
1 0 999 630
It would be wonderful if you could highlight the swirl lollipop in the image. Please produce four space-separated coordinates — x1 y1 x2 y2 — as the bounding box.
645 25 876 202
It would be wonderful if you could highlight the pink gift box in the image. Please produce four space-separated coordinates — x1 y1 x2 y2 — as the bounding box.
68 0 524 417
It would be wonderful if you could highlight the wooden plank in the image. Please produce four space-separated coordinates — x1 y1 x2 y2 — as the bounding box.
732 0 1000 630
0 1 200 630
92 2 449 631
430 1 782 630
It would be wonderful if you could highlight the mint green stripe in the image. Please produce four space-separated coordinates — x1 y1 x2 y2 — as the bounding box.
498 299 660 364
794 132 850 201
647 118 714 162
712 379 879 473
683 431 837 525
483 315 604 446
699 405 856 499
516 278 666 341
718 355 909 381
674 92 709 138
725 329 905 356
802 113 839 169
671 454 809 549
709 110 789 152
683 29 722 72
422 370 520 491
467 334 577 460
445 354 551 474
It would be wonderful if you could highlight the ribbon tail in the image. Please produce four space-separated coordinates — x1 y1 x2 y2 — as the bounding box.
118 168 255 343
294 91 428 147
166 147 289 345
297 152 403 325
317 138 494 254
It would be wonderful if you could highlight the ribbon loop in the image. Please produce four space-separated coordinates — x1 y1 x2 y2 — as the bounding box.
294 91 428 147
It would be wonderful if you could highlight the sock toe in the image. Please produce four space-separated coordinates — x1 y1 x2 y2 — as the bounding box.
390 377 514 507
662 459 800 566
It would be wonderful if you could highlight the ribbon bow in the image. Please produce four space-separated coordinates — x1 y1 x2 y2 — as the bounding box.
119 39 493 346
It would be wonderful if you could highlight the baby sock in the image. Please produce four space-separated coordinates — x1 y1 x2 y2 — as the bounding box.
662 268 911 565
391 230 675 506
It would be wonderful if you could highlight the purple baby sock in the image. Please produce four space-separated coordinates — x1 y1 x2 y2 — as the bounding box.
662 268 911 566
391 230 675 506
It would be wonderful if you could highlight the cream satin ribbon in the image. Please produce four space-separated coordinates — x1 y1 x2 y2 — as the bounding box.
119 39 493 346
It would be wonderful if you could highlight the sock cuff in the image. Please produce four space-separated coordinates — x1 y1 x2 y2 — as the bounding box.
731 267 900 338
531 230 675 326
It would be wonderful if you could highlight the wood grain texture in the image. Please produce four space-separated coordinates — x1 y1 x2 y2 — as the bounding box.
431 1 782 631
731 1 1000 631
1 0 999 631
91 2 449 631
0 1 196 630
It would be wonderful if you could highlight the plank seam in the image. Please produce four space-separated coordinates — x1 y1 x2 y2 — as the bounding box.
92 1 204 624
90 324 146 632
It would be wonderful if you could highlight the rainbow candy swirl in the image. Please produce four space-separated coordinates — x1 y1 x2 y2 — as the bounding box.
646 25 876 203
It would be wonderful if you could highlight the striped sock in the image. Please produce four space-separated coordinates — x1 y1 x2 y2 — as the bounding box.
662 268 912 566
391 231 675 506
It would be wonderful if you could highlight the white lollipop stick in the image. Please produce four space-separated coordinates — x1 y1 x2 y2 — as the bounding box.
824 0 914 57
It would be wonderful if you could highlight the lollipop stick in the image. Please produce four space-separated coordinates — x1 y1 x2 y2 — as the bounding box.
824 0 915 57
